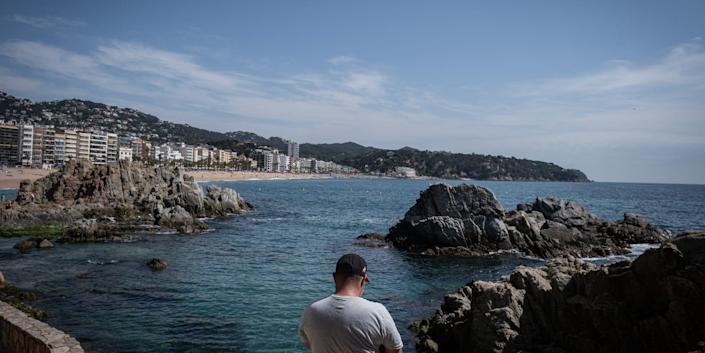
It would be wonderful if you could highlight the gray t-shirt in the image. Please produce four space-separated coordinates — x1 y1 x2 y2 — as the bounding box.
299 294 403 353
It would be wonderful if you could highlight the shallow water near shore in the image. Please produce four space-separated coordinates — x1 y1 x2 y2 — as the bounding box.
1 179 704 353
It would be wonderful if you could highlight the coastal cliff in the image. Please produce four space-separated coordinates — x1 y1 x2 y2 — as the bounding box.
412 231 705 353
384 184 668 258
0 160 251 240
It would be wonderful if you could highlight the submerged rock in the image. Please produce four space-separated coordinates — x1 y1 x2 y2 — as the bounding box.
0 160 252 241
386 184 669 258
414 231 705 353
13 240 34 251
147 258 168 271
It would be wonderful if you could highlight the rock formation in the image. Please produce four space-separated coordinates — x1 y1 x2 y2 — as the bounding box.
0 160 252 240
386 184 668 258
413 231 705 353
147 258 168 271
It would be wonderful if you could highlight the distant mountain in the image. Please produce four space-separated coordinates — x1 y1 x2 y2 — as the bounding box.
0 91 227 144
0 91 589 181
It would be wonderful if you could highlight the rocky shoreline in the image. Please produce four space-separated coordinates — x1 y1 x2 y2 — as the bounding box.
379 184 669 258
0 160 252 242
412 231 705 353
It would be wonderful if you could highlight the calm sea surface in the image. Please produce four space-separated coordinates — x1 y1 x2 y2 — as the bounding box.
1 179 704 353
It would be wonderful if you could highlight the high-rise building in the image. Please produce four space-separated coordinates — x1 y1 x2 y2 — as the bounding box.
0 123 19 165
107 133 119 163
77 132 90 161
287 140 300 160
253 148 274 172
89 132 108 164
62 129 78 162
19 125 34 166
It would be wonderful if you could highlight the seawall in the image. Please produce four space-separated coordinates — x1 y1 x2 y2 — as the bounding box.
0 301 84 353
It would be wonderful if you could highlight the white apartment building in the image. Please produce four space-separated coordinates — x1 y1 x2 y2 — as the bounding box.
89 132 108 165
119 146 133 161
78 132 91 161
276 154 290 173
19 125 33 166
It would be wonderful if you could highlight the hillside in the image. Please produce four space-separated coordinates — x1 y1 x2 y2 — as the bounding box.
340 148 589 181
0 91 227 144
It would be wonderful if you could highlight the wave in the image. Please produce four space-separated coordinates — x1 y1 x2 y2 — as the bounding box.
87 259 119 265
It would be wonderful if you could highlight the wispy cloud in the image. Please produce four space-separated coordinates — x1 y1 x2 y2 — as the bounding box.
10 14 85 29
519 40 705 96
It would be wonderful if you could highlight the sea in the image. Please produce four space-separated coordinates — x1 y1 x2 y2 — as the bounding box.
1 179 704 353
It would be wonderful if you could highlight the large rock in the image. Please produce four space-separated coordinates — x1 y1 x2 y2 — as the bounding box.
413 231 705 353
0 160 252 240
386 184 669 258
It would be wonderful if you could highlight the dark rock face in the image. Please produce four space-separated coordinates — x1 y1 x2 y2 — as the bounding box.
0 160 252 240
147 258 168 271
386 184 669 258
413 231 705 353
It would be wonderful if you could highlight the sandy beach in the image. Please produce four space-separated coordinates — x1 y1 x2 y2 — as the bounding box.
0 168 55 189
0 167 332 189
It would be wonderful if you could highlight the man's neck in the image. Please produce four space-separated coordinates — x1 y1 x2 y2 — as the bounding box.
334 287 360 297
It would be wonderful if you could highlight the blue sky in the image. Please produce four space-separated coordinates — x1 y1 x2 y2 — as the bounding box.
1 1 704 184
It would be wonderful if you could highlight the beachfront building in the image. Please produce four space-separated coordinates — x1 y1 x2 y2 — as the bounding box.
217 149 230 165
253 148 274 172
395 167 417 178
77 132 91 161
0 123 19 165
107 133 119 163
19 125 33 166
275 154 290 173
89 132 108 165
119 146 133 161
62 129 78 162
287 140 300 161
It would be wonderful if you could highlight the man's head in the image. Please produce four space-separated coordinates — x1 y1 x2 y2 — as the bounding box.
333 253 369 296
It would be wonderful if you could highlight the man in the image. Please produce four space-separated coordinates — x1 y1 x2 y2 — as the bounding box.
299 253 403 353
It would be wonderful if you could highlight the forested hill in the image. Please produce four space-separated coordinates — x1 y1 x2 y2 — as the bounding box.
339 147 589 181
1 91 589 181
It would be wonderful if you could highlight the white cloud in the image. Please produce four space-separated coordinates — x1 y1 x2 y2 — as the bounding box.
10 14 84 29
520 41 705 96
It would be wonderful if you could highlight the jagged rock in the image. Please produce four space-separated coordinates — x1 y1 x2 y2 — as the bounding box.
415 231 705 353
37 239 54 249
386 184 669 258
147 258 167 271
13 240 34 251
0 271 5 286
0 160 252 240
355 232 388 248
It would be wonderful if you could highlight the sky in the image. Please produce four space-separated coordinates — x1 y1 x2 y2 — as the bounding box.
0 1 704 184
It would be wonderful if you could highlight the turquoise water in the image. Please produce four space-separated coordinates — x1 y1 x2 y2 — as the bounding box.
0 179 704 353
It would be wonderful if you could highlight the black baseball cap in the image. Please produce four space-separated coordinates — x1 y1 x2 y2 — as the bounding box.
335 253 368 280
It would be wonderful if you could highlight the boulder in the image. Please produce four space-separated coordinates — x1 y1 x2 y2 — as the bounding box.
0 271 5 286
37 239 54 249
385 184 669 258
147 258 168 271
414 231 705 353
13 240 34 251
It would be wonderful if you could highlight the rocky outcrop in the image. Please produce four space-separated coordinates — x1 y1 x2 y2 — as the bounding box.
0 160 252 240
413 231 705 353
386 184 669 258
147 258 168 271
